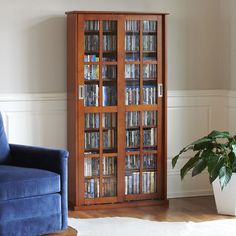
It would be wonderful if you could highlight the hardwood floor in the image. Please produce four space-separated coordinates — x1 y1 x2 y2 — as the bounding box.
46 196 234 236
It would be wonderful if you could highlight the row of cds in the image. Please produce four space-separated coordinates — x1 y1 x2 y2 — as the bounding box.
85 128 156 149
84 156 117 177
84 63 156 80
126 128 156 147
84 65 117 80
84 113 116 129
84 178 117 198
85 111 156 129
143 21 157 32
85 131 116 149
103 35 117 51
125 35 139 51
84 35 99 51
125 154 157 170
126 111 157 127
125 171 156 195
125 86 157 105
84 20 156 32
84 158 99 177
143 35 157 51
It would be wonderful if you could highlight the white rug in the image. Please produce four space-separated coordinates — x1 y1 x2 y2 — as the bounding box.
68 217 236 236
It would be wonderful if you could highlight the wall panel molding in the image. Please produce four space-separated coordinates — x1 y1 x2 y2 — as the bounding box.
0 90 235 198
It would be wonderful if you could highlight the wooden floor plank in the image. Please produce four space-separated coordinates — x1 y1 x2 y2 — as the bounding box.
46 196 234 236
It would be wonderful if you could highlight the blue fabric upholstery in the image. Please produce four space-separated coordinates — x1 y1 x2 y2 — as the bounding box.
0 194 61 236
0 113 11 164
0 165 60 201
10 144 69 230
0 112 69 236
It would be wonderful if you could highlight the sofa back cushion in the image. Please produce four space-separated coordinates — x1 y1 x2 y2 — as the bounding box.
0 113 11 164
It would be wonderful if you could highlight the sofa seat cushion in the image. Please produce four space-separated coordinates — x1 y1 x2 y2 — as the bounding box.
0 165 60 201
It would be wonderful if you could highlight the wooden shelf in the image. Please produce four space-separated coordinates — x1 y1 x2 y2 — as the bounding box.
143 31 157 34
103 51 117 54
84 30 99 33
125 51 140 53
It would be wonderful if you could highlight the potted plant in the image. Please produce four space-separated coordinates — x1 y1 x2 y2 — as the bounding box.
172 130 236 216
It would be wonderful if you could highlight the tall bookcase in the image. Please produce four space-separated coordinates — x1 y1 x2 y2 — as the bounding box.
66 11 168 210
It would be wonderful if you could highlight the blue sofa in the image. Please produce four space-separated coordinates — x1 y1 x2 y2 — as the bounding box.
0 113 69 236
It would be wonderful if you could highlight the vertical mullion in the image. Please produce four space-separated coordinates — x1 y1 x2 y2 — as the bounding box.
139 111 143 194
99 20 103 198
157 15 163 198
117 16 126 202
139 20 144 194
139 20 143 106
78 15 85 206
99 20 103 107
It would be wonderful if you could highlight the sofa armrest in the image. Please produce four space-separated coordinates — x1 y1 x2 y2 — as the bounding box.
9 144 68 174
9 144 69 230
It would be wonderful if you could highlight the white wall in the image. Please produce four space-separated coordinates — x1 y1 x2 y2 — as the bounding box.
0 0 224 93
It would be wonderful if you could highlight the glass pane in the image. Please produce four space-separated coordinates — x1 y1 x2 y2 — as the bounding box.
103 21 117 62
143 111 157 150
103 156 117 176
102 65 117 81
125 174 140 195
125 64 140 105
84 113 99 153
102 113 117 152
126 111 140 151
85 113 99 129
143 64 157 80
84 65 99 81
125 20 140 61
143 86 156 105
125 154 140 171
102 178 117 197
84 84 99 107
84 178 100 198
102 65 117 106
143 154 157 170
142 21 157 61
125 64 140 79
142 171 156 194
126 111 140 127
102 156 117 197
126 129 140 149
142 111 157 127
84 21 99 62
143 128 157 147
84 131 99 150
84 20 99 31
84 157 99 177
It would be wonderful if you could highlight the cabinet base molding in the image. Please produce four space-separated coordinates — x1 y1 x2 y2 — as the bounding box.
69 199 169 211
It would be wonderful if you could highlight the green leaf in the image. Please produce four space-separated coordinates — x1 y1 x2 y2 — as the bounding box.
172 145 194 168
207 154 220 174
209 156 225 183
208 130 231 139
219 166 232 190
229 151 236 172
180 153 201 179
193 140 214 151
191 137 212 146
231 144 236 156
172 155 179 168
192 159 207 177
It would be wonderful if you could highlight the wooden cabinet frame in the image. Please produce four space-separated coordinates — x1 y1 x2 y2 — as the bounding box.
67 11 168 210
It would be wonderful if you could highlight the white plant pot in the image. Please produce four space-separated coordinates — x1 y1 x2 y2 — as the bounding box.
213 173 236 216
